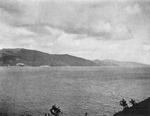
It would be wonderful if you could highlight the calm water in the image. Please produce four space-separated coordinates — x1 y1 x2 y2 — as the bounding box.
0 66 150 116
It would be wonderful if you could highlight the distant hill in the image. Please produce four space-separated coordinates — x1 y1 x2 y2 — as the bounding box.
113 97 150 116
94 59 149 67
0 48 149 67
93 59 118 66
0 48 97 66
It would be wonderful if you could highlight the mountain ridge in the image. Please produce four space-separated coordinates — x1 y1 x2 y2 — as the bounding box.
0 48 149 67
0 48 98 66
94 59 149 67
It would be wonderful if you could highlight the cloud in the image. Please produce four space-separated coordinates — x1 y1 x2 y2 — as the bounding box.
0 21 35 48
112 24 132 40
0 0 133 40
0 19 62 52
0 0 24 16
125 4 141 14
36 1 134 40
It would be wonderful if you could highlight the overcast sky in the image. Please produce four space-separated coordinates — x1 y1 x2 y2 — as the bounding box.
0 0 150 64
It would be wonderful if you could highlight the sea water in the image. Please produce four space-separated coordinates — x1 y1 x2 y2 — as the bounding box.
0 66 150 116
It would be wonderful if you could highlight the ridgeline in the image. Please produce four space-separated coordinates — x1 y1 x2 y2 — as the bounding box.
0 48 97 66
0 48 149 67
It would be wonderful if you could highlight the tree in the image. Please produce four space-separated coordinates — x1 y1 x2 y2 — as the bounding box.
120 98 128 109
50 105 62 116
129 99 136 106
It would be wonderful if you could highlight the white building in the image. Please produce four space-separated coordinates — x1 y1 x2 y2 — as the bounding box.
16 63 25 67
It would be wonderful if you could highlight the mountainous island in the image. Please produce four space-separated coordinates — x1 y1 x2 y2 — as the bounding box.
0 48 149 67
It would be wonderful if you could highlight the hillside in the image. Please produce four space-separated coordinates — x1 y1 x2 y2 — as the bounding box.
0 48 97 66
113 97 150 116
94 59 118 66
0 48 149 67
94 59 149 67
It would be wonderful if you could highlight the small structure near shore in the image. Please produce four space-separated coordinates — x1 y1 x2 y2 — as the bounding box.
16 63 26 67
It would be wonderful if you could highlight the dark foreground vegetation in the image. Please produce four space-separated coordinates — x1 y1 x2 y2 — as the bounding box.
114 97 150 116
0 97 150 116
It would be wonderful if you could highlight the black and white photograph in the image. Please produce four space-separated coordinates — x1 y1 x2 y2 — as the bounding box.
0 0 150 116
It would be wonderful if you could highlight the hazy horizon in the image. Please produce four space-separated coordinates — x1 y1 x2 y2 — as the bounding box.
0 0 150 64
